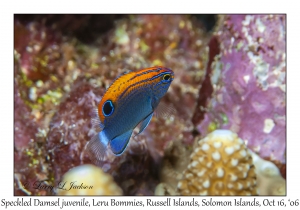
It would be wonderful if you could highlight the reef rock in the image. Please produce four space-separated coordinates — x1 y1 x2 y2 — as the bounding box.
195 15 286 164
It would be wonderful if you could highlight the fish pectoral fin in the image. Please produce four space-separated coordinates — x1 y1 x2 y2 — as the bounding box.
154 101 176 119
110 129 133 156
86 131 109 164
137 112 154 135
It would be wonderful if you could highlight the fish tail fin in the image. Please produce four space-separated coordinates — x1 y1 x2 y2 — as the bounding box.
91 107 104 129
87 131 109 164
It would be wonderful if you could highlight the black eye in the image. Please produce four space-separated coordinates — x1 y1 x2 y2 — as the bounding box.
102 100 114 116
163 74 171 81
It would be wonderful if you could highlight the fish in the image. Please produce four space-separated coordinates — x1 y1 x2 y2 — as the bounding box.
87 66 174 163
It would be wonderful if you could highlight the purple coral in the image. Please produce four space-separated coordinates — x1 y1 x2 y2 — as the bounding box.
196 15 286 164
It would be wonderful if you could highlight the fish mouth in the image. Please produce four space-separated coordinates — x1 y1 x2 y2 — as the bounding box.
167 71 175 82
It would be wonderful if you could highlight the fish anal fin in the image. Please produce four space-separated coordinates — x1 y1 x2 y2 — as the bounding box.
110 129 133 156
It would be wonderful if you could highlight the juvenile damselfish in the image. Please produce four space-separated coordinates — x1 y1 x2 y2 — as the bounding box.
87 66 174 162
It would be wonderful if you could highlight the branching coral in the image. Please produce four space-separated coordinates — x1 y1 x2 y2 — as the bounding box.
177 130 257 195
56 164 122 195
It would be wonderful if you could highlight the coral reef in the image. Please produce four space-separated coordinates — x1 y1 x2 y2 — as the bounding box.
14 54 51 196
160 129 285 196
14 14 210 195
46 82 102 181
192 36 219 127
57 164 122 195
14 14 285 196
158 139 192 191
195 15 286 165
177 130 257 195
15 14 125 44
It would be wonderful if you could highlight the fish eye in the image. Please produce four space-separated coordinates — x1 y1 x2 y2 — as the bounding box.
102 100 114 116
163 74 171 81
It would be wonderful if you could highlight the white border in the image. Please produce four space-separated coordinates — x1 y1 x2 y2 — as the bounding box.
1 1 298 210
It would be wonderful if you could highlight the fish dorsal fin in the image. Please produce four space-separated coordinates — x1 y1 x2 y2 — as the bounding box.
108 69 133 86
120 69 133 76
86 131 109 164
136 112 153 135
154 101 176 119
109 129 133 156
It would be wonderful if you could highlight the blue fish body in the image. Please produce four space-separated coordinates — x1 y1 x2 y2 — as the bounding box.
87 66 174 162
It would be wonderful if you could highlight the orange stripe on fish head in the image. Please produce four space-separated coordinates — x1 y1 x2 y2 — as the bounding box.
97 66 174 123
